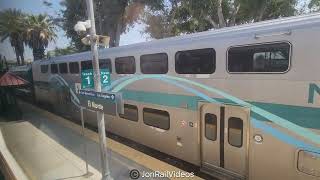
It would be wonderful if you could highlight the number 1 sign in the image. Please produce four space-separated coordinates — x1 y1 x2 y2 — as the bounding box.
81 69 94 89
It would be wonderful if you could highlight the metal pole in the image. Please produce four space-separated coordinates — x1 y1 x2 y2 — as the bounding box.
80 107 91 176
85 0 112 179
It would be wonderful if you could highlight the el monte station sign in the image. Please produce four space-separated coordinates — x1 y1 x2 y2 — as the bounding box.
79 89 122 115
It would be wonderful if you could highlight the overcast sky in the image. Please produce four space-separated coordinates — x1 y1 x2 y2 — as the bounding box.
0 0 149 61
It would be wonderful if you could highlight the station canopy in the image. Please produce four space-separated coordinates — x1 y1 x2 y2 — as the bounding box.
0 72 29 87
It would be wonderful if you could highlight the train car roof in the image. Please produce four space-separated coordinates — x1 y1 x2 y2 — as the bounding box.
35 12 320 64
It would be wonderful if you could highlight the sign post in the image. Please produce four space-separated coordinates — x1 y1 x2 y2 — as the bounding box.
84 0 112 179
80 107 92 177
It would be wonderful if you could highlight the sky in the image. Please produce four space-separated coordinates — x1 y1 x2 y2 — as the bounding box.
0 0 150 61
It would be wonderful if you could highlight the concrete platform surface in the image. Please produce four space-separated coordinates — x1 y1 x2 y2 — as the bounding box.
0 124 28 180
0 101 202 180
1 121 102 180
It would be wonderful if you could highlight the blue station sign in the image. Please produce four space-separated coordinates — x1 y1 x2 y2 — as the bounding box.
79 89 121 115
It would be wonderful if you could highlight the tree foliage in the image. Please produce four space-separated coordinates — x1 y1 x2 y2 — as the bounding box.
60 0 164 51
0 9 26 65
47 45 77 58
24 14 57 60
309 0 320 12
143 0 300 39
0 9 57 63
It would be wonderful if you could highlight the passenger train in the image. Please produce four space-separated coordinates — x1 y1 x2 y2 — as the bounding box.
30 13 320 180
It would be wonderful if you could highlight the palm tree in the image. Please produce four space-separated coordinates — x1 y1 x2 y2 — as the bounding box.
0 9 26 65
25 14 56 60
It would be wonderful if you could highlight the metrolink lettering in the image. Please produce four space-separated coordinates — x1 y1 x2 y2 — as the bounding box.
308 83 320 104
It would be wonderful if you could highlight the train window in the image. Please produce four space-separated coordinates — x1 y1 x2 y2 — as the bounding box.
228 42 290 73
205 113 217 141
143 108 170 130
140 53 168 74
69 62 79 74
119 104 138 122
99 59 112 73
175 48 216 74
228 117 243 148
51 64 58 74
40 65 48 73
115 56 135 74
81 60 93 70
59 63 68 74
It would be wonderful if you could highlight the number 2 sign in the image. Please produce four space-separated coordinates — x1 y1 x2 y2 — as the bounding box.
100 69 110 87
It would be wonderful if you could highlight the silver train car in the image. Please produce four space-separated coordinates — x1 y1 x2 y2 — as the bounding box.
32 13 320 180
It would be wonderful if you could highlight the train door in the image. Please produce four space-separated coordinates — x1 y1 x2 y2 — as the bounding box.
200 103 250 179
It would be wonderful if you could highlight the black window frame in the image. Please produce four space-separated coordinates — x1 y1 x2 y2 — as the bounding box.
227 41 291 74
143 107 170 130
140 53 168 74
99 58 112 73
40 65 49 73
175 48 216 74
204 113 218 141
81 60 93 71
119 104 138 122
228 117 243 148
59 63 68 74
69 62 80 74
50 64 58 74
115 56 136 74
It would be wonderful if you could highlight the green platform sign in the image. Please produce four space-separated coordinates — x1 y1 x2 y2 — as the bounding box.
81 69 110 89
100 69 110 87
81 69 94 89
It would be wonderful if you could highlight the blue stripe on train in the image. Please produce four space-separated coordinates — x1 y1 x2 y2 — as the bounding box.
121 88 320 152
120 89 320 130
252 119 320 154
110 75 320 145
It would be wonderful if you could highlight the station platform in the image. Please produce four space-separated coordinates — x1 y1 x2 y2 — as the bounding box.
0 101 203 180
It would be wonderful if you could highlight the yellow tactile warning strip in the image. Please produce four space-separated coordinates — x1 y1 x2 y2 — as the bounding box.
22 101 203 180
